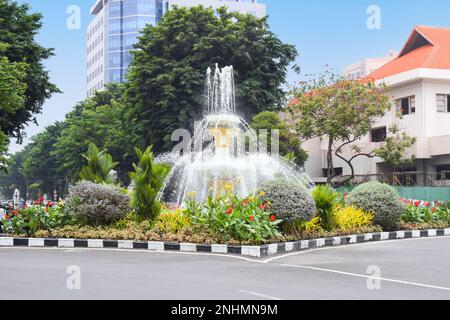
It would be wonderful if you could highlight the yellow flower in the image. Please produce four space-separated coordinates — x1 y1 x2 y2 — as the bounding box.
258 191 266 197
249 196 255 203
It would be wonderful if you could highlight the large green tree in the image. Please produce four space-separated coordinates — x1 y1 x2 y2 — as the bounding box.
53 84 133 183
125 6 297 153
0 46 27 169
20 122 67 196
250 111 308 167
0 0 59 144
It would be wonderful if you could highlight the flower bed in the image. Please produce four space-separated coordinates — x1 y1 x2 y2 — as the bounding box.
2 181 449 247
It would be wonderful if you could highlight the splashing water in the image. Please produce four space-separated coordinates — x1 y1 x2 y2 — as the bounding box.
158 64 314 205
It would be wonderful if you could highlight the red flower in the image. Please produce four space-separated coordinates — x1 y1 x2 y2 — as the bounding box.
432 207 437 213
270 215 276 222
33 201 39 205
39 196 44 205
13 210 18 216
4 214 9 220
438 202 443 207
414 201 421 207
424 201 431 207
242 200 248 207
249 215 255 222
226 207 234 215
259 203 266 211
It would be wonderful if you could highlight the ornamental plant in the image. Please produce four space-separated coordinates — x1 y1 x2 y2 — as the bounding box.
1 202 70 235
185 191 282 244
129 146 170 222
332 205 374 230
260 179 317 223
79 143 118 184
347 181 404 230
65 181 131 226
311 184 339 230
401 202 450 224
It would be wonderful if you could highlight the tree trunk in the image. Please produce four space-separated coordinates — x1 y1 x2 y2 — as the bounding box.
326 136 335 184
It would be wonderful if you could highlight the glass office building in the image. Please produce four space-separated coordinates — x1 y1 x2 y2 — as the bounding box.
87 0 266 97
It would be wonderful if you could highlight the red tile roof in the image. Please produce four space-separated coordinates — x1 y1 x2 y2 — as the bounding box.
369 26 450 80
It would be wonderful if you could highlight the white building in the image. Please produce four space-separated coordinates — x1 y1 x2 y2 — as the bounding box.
344 50 397 80
86 0 266 97
303 26 450 186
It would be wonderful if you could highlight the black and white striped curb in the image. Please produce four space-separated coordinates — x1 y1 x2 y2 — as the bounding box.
1 228 449 259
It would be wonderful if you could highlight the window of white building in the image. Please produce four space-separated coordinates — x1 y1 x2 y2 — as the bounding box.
436 94 450 113
396 96 415 115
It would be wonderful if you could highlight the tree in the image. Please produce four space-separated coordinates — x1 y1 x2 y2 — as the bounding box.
20 122 67 196
130 146 170 221
0 45 28 169
125 6 298 153
79 143 118 184
290 70 416 185
53 84 134 183
0 0 59 144
250 111 308 167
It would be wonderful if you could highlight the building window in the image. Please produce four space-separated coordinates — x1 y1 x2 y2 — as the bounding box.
396 96 415 115
371 126 387 142
436 94 450 113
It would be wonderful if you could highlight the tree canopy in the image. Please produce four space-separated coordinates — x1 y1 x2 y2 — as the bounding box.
250 111 308 167
0 0 59 143
290 70 416 185
125 6 298 153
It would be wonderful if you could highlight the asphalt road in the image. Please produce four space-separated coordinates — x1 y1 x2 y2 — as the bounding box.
1 236 450 300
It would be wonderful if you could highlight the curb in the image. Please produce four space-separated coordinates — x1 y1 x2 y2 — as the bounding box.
1 228 449 259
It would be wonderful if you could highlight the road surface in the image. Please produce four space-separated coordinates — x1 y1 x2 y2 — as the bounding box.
1 236 450 299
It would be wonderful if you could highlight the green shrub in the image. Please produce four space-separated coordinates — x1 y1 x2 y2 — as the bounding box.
65 181 131 226
311 185 338 230
347 181 404 230
129 146 170 222
260 179 316 222
79 143 118 184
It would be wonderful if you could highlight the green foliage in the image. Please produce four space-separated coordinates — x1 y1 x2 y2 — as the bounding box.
0 51 28 169
65 181 131 227
401 203 450 224
311 185 339 230
125 6 298 153
2 204 71 236
129 146 170 221
0 1 59 144
185 192 282 244
375 124 417 167
20 122 67 195
154 208 192 234
260 180 317 222
250 111 308 167
79 143 118 184
347 181 405 230
290 70 415 185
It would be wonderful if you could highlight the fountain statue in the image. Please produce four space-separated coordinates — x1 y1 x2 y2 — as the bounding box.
158 64 314 205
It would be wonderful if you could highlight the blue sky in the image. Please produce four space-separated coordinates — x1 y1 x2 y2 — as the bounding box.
9 0 450 152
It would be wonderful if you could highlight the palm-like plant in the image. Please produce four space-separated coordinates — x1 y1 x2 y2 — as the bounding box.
79 143 118 184
129 146 170 221
311 184 339 231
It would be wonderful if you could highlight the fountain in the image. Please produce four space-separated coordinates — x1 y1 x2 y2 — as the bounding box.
158 64 314 205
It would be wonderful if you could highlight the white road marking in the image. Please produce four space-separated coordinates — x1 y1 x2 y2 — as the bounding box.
279 263 450 292
239 290 282 300
263 236 450 263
